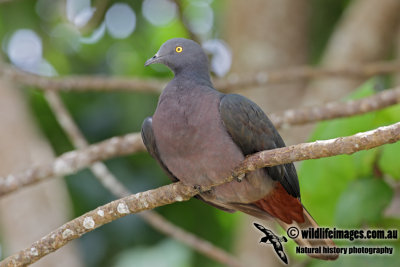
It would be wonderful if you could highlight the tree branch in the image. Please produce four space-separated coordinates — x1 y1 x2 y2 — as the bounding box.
79 0 110 35
0 133 145 196
2 61 400 92
172 0 200 43
139 212 241 267
235 122 400 174
44 91 129 195
269 86 400 129
44 91 242 267
217 61 400 91
1 121 399 266
1 86 400 197
0 183 199 267
0 64 165 93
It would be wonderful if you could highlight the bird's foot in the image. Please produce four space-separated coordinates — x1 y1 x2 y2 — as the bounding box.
233 172 245 182
193 184 204 193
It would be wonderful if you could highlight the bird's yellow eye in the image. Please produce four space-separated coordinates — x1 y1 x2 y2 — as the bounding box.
175 46 183 53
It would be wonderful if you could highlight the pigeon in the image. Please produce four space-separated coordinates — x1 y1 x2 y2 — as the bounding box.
142 38 338 260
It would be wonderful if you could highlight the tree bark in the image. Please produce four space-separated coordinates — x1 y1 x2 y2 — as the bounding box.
303 0 400 106
0 80 82 266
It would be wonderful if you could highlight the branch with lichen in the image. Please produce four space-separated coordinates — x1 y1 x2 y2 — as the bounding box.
0 133 145 196
44 91 130 196
1 86 400 197
2 61 400 92
0 63 165 93
44 91 242 267
217 61 400 91
1 121 399 267
269 86 400 128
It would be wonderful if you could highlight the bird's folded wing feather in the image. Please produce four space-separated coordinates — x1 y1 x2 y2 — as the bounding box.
141 117 179 182
219 94 300 198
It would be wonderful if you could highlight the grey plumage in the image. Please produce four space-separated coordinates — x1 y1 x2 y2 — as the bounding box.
219 94 300 198
142 38 338 260
142 38 285 206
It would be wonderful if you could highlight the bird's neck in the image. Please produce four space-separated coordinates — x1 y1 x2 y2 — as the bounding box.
173 66 213 88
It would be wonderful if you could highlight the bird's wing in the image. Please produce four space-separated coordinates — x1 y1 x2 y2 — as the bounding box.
254 222 267 232
254 223 288 263
141 117 235 212
219 94 300 198
271 240 288 264
141 117 178 182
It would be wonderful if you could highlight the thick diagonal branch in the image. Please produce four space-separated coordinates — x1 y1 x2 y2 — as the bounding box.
44 91 242 267
1 122 399 267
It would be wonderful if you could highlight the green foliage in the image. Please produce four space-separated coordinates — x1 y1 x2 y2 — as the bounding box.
309 0 351 63
296 80 400 266
112 239 192 267
379 141 400 179
335 177 393 227
299 80 378 225
1 1 399 266
310 253 400 267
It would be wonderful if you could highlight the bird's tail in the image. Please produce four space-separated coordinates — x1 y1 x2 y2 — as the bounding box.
276 207 338 260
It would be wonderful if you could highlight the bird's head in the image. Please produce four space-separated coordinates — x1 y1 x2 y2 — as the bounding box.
145 38 210 76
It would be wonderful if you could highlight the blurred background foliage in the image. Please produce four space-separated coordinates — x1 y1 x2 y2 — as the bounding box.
296 80 400 267
0 0 399 267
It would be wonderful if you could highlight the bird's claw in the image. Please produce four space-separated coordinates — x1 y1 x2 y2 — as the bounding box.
233 172 245 182
193 184 203 193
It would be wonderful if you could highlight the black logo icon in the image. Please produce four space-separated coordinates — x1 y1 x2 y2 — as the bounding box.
254 223 289 264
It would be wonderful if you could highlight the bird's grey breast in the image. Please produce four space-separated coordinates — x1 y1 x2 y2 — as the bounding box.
152 83 242 182
152 82 274 204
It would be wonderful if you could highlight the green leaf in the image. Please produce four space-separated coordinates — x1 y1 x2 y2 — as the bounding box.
300 155 357 225
112 239 192 267
379 141 400 180
298 79 399 226
309 79 376 142
369 89 400 181
334 177 393 228
309 249 400 267
380 217 400 228
374 100 400 126
376 101 400 180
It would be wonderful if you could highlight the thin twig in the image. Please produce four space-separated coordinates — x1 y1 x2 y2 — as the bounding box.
269 86 400 129
79 0 110 35
2 61 400 92
0 133 145 196
44 91 129 196
2 86 400 196
0 64 165 93
44 91 241 267
172 0 200 43
217 61 400 91
139 212 240 267
1 121 400 266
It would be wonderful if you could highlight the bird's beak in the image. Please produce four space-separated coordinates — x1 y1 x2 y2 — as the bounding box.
144 53 160 66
